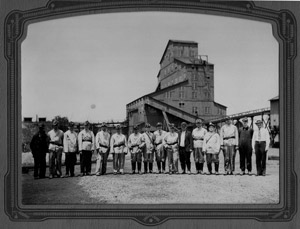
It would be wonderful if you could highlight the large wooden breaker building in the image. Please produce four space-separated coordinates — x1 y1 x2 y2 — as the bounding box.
126 40 227 132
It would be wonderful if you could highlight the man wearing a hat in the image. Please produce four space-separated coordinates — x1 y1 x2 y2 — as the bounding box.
95 123 111 176
140 123 155 174
163 123 179 175
30 123 49 179
128 125 144 174
48 120 64 179
252 120 270 176
110 125 127 175
220 116 239 175
63 122 78 177
178 122 193 175
192 119 208 174
203 122 220 175
238 117 254 175
153 122 167 174
78 121 95 176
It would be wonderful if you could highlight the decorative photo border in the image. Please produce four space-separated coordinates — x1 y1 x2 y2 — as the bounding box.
4 0 297 226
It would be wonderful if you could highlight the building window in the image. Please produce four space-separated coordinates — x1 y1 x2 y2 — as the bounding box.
179 102 185 108
192 92 197 99
179 91 184 99
192 107 198 114
192 83 197 90
205 107 210 114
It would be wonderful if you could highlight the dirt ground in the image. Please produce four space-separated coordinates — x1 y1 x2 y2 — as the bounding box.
22 148 279 205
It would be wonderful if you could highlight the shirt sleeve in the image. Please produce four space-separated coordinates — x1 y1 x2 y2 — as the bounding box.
78 132 82 151
265 129 270 151
234 126 239 146
220 127 224 145
63 132 68 152
251 131 256 151
91 132 95 151
95 133 100 149
215 134 221 153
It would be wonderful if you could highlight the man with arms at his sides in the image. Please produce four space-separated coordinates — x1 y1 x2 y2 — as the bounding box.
220 117 239 175
192 119 207 174
63 121 78 177
252 120 270 176
110 125 127 175
30 123 49 179
238 117 254 175
48 120 64 179
178 122 193 175
95 123 111 176
128 125 144 174
153 122 167 174
78 121 95 176
140 123 155 174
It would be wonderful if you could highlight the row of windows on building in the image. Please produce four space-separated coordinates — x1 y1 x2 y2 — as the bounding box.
164 87 210 100
164 47 197 62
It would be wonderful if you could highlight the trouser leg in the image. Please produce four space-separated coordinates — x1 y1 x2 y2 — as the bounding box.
224 146 230 172
207 163 212 173
95 152 102 174
215 162 219 172
120 153 125 172
80 153 84 173
239 145 246 172
179 147 186 172
70 153 76 176
40 154 46 178
167 149 173 172
173 149 179 173
65 153 70 175
56 149 62 176
102 151 108 174
261 142 267 175
33 156 39 177
49 151 56 176
186 151 191 171
113 153 117 172
246 147 252 172
255 143 262 175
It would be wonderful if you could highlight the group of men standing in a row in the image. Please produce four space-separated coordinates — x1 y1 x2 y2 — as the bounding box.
29 116 270 179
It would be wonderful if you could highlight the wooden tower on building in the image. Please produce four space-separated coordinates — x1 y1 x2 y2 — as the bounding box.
126 40 227 132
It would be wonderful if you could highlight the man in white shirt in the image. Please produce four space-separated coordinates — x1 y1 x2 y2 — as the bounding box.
192 119 207 174
140 123 154 174
252 120 270 176
63 122 78 177
153 122 167 174
48 120 64 179
110 125 127 175
128 125 144 174
78 121 95 176
95 123 111 176
220 117 239 175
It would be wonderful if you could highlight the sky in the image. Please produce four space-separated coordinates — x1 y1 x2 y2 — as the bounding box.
21 11 278 123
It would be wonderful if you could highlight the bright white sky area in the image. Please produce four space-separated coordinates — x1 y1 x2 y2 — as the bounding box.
22 11 278 123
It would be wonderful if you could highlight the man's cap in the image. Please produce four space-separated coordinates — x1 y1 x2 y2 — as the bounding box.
156 122 162 127
145 123 151 128
208 122 215 127
133 125 138 130
101 122 107 127
255 120 263 125
242 117 248 122
196 119 203 124
225 116 232 121
181 122 187 126
84 121 90 126
52 120 58 126
169 123 175 128
69 121 75 127
116 125 121 129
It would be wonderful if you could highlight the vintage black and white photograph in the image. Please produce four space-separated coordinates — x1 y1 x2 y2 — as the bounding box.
21 11 280 205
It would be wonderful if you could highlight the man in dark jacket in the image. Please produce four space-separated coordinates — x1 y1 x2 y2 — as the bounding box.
238 117 254 175
178 122 193 174
30 124 49 179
